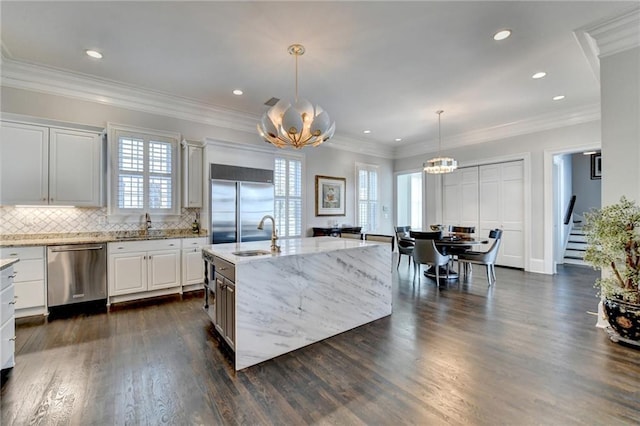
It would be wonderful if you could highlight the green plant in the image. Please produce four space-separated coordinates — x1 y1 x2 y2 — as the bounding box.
584 196 640 304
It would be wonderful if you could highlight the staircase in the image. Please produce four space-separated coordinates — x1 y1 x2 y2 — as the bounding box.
564 224 588 266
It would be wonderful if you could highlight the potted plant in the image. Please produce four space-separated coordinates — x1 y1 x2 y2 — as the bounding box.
584 196 640 344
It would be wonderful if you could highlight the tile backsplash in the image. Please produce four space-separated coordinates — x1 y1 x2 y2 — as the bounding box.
0 206 200 235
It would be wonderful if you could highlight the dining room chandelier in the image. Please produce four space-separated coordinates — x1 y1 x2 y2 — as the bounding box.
423 110 458 174
257 44 335 149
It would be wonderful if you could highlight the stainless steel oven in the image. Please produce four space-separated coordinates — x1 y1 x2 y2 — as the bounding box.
47 243 107 307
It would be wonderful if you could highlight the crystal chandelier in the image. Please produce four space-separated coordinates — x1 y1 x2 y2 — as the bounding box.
424 110 458 174
257 44 335 149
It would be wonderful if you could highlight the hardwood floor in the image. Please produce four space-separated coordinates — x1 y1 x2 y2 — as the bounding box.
2 263 639 425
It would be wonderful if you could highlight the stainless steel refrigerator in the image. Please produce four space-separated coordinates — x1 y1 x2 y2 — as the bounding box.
210 164 274 244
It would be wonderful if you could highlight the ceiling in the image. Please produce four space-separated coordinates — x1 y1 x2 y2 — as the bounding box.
1 1 637 157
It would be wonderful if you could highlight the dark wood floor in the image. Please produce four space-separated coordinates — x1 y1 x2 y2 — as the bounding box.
2 262 639 425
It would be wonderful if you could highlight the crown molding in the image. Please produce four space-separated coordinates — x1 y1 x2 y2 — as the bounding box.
394 103 601 160
0 58 259 134
580 6 640 58
0 57 603 162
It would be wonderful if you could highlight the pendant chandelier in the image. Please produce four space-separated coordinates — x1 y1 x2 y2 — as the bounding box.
423 110 458 174
257 44 335 149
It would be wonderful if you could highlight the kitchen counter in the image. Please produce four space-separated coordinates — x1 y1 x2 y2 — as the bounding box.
202 237 392 370
0 258 19 271
0 229 209 248
204 236 375 264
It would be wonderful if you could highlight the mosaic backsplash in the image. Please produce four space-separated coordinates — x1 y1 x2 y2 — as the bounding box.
0 206 201 235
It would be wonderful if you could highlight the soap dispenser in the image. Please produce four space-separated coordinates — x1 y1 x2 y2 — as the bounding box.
191 211 200 234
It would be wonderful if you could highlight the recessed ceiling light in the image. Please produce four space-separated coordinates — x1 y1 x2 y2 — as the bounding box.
532 71 547 79
493 29 512 41
232 89 243 96
395 138 402 142
552 95 565 101
363 130 371 134
85 50 103 59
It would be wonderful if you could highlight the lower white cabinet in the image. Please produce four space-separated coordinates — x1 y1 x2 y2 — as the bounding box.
108 239 181 302
1 265 17 370
181 237 208 288
0 246 46 318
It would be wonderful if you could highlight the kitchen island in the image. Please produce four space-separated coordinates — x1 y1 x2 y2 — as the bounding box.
202 237 392 370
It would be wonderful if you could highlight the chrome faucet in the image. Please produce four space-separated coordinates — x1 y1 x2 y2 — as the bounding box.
145 213 152 231
257 215 280 253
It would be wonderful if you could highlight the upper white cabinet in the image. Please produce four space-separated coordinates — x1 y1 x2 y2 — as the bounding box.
182 140 203 208
0 121 104 206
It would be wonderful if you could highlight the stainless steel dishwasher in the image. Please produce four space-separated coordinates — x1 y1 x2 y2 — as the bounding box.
47 243 107 307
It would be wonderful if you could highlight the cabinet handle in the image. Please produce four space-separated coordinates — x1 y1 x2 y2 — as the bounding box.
169 244 175 247
193 248 197 252
8 273 17 279
226 286 234 294
9 253 18 257
9 336 16 341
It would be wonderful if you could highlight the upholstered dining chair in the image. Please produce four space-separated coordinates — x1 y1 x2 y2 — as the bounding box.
411 237 451 283
456 229 503 285
394 226 414 268
364 233 395 252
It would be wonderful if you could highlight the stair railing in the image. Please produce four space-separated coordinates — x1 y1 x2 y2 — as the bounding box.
564 195 576 226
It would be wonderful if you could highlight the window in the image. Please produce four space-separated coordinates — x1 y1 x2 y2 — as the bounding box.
274 156 303 238
357 163 378 232
396 171 423 229
108 124 180 219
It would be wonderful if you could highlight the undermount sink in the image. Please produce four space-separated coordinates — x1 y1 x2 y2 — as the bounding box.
231 250 272 257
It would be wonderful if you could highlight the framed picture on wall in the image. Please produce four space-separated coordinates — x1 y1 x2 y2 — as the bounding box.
591 152 602 180
315 175 346 216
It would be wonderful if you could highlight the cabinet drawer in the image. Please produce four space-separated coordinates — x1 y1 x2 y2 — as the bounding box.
12 258 45 282
1 317 16 370
213 256 235 282
182 237 208 248
109 239 181 254
1 284 15 325
0 246 45 260
15 280 45 310
1 267 15 291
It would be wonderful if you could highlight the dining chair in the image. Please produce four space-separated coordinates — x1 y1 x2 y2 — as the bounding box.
412 238 451 282
340 232 362 240
446 226 476 267
456 229 503 285
364 233 395 252
394 226 414 268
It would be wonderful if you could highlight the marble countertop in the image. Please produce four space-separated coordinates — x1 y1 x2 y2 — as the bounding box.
0 258 19 271
202 236 382 264
0 230 209 248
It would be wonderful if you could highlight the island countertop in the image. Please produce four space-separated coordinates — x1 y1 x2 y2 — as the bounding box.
202 236 393 370
201 236 378 264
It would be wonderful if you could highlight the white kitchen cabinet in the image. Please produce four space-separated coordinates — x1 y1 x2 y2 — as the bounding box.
0 246 47 318
108 239 181 303
182 140 204 208
0 120 103 206
1 265 17 370
181 237 208 289
0 122 49 205
49 128 103 206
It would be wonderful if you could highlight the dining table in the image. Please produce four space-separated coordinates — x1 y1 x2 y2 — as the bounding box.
401 234 488 280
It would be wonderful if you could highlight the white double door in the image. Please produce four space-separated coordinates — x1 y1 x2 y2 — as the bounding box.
442 160 524 268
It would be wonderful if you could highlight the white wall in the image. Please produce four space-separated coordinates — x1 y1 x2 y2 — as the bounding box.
600 46 640 205
394 121 602 272
571 152 601 217
1 86 394 237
